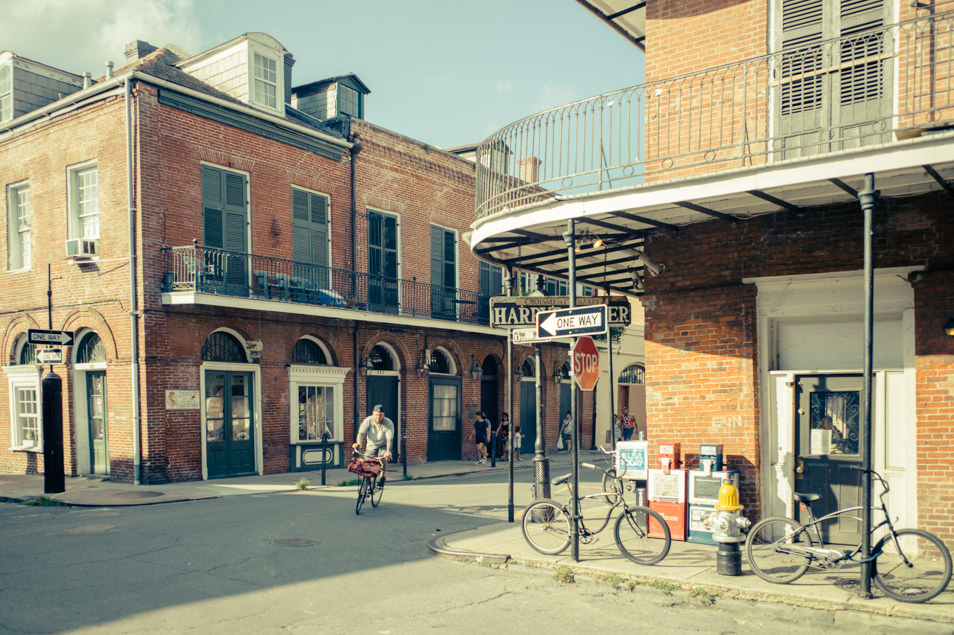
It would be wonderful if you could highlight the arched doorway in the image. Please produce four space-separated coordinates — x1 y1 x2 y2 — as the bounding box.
73 331 108 475
364 343 401 461
202 331 257 478
427 347 461 461
618 363 646 439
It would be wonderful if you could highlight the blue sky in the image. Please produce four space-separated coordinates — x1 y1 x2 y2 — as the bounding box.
2 0 644 148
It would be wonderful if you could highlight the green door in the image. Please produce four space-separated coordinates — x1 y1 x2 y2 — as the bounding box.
367 210 399 313
519 378 537 455
427 375 461 461
206 371 255 478
365 375 399 460
794 374 863 545
87 371 108 474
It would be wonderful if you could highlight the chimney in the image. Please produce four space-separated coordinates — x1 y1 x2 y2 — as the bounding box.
83 72 91 88
124 40 157 63
105 61 114 79
519 157 542 184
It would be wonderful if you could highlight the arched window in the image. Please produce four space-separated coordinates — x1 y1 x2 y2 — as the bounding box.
429 348 455 375
14 337 35 365
291 339 328 365
76 332 106 364
367 344 395 372
519 358 536 378
201 332 246 363
619 364 645 385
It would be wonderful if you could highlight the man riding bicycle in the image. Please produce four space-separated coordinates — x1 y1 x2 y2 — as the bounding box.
352 404 394 485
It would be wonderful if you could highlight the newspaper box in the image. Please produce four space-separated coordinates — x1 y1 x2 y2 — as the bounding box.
615 440 648 480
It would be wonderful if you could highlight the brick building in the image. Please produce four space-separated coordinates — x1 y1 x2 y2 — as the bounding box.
1 33 588 483
470 1 954 549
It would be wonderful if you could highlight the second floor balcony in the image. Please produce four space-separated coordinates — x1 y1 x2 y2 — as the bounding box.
474 12 954 221
161 243 491 327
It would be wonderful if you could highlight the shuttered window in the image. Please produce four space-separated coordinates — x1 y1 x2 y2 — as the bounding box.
430 225 457 318
202 165 248 290
292 188 330 288
367 210 399 311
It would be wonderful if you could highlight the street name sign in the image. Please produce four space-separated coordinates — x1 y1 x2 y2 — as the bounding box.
36 348 63 364
536 305 608 340
511 328 543 344
573 336 600 391
490 295 631 329
28 329 74 346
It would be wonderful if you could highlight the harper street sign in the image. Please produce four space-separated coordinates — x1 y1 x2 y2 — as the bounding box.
490 295 631 329
536 305 608 340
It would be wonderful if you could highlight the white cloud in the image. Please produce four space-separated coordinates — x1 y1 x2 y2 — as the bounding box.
2 0 203 75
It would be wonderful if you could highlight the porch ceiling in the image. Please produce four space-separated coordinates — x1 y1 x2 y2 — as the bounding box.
469 132 954 295
574 0 646 50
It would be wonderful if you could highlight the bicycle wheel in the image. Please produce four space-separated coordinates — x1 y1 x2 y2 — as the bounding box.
745 517 812 584
370 473 384 508
601 468 623 506
521 500 571 555
873 528 952 603
614 506 670 565
355 476 369 515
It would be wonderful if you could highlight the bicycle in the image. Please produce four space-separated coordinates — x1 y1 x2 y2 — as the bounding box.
348 453 385 515
745 467 952 603
520 453 671 565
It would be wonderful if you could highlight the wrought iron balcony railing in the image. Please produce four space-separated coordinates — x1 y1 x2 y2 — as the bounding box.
161 244 490 325
475 12 954 220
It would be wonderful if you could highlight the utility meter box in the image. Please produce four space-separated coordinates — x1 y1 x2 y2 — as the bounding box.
615 440 648 480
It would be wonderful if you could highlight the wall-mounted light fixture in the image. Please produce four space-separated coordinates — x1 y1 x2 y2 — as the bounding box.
944 317 954 337
513 361 523 379
470 355 483 381
635 250 665 277
417 353 430 378
359 354 373 376
574 230 604 253
553 370 562 384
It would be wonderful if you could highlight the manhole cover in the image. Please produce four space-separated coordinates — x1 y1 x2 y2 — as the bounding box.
114 491 165 499
273 538 318 547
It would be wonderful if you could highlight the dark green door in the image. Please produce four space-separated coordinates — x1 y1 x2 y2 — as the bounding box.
427 375 461 461
206 371 255 478
87 371 108 474
367 211 398 313
794 374 863 545
519 378 537 455
366 375 399 460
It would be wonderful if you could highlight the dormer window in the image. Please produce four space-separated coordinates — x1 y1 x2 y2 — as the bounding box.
252 52 278 109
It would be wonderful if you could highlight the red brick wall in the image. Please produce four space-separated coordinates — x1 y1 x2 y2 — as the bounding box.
642 192 954 542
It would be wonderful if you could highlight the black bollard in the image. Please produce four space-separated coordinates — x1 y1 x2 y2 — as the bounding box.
41 371 65 494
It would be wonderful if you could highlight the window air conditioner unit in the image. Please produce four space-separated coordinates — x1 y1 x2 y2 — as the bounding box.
66 237 99 260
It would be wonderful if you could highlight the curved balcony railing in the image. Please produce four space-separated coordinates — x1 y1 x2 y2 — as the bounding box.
475 12 954 220
161 244 490 325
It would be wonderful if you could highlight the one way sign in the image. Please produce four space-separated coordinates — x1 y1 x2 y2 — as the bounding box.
536 305 608 340
28 329 74 346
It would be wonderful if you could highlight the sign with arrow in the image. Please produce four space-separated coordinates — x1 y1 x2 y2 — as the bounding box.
36 348 63 365
28 329 74 346
535 305 608 340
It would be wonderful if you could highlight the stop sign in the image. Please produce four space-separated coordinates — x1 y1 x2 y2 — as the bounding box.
572 336 600 391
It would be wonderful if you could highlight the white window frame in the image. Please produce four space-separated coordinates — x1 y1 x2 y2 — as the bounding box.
251 50 278 111
0 62 11 123
68 161 98 240
288 365 349 444
7 181 30 271
4 364 44 451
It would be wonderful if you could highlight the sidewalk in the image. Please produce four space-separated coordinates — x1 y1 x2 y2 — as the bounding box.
2 451 952 625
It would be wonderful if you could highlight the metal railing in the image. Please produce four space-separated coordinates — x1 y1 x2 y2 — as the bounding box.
475 12 954 220
162 244 490 325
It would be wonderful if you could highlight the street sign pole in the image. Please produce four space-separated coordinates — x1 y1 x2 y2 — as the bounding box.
563 219 581 562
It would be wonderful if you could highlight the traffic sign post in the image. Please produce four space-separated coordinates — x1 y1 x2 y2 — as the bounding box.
535 305 607 340
572 336 600 391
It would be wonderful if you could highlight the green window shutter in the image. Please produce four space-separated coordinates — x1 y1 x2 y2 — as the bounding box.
202 165 247 252
430 225 444 287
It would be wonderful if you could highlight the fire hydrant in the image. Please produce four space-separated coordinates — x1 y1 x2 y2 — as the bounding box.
703 480 751 576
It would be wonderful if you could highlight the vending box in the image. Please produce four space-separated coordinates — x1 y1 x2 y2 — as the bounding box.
658 443 681 470
686 469 740 545
699 443 724 472
615 440 648 480
648 468 687 541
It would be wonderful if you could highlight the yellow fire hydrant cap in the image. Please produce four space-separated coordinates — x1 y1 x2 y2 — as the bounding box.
715 481 744 511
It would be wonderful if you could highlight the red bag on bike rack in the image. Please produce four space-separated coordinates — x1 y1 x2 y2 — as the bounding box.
347 458 381 477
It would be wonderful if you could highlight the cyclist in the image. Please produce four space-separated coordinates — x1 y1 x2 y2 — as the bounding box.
353 404 394 485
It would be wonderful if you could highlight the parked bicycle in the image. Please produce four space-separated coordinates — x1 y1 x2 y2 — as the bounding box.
348 453 385 515
520 453 670 565
745 467 952 603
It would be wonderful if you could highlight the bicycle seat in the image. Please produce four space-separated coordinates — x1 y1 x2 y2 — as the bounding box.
793 492 821 503
552 473 572 486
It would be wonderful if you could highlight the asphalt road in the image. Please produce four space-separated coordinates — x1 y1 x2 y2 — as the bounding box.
0 470 950 634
